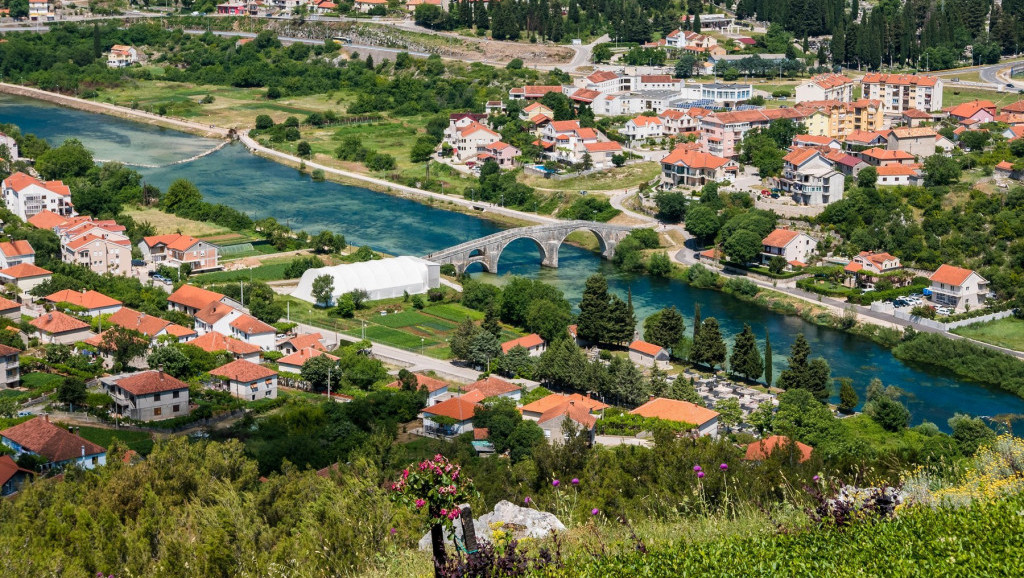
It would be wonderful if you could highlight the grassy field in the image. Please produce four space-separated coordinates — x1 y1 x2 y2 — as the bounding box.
123 206 263 247
75 426 155 455
951 317 1024 352
193 259 296 283
22 372 63 393
943 85 1021 107
518 162 661 192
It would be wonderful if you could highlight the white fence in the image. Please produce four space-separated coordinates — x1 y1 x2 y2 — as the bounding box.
872 301 1015 331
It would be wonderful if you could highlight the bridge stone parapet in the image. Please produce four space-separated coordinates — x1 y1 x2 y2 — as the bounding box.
424 220 635 274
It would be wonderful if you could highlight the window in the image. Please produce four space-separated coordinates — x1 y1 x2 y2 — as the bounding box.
172 405 180 413
153 407 162 416
251 394 256 400
153 393 161 401
172 391 180 399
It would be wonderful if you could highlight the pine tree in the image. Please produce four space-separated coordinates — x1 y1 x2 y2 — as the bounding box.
692 13 701 33
475 0 490 29
691 318 727 370
778 334 831 403
764 329 773 386
729 324 764 381
684 14 691 31
692 303 702 346
838 378 859 413
643 306 685 349
606 294 636 345
577 274 610 344
483 305 502 338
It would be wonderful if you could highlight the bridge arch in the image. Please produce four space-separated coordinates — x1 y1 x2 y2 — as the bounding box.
490 234 557 273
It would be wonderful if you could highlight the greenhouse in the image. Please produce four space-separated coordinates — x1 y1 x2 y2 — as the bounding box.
292 256 440 304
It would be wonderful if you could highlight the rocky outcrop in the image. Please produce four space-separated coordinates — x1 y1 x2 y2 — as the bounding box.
418 500 566 550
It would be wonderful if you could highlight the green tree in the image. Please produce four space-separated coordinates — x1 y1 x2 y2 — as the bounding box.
684 204 720 243
724 229 763 264
35 138 94 180
643 306 685 349
948 413 996 455
690 317 727 370
729 324 764 381
868 395 910 431
924 155 962 186
449 319 479 361
647 252 672 277
9 0 28 19
692 303 702 346
857 166 877 188
714 398 742 432
674 53 697 78
748 400 775 435
468 330 501 368
768 255 788 274
576 274 610 344
161 179 203 214
311 274 334 307
605 294 636 345
592 44 612 63
525 299 571 342
56 377 87 407
497 345 534 378
100 326 149 373
482 305 502 339
297 141 312 158
655 190 688 222
777 335 831 403
301 354 339 392
837 378 859 414
255 114 274 130
146 346 191 379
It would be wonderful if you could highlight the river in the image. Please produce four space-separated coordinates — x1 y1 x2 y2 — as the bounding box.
4 93 1022 428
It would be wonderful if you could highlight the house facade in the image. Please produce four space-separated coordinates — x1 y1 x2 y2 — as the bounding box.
886 127 939 158
621 115 664 142
29 311 93 345
0 417 106 470
929 264 989 312
761 229 817 266
106 45 138 68
779 148 845 206
860 73 943 115
102 370 191 422
500 333 546 357
0 240 34 269
0 344 19 389
0 263 51 293
1 172 74 221
660 148 734 188
700 108 805 158
478 141 520 169
795 74 854 103
139 234 221 273
167 285 226 316
422 396 479 436
875 165 923 186
55 217 132 276
44 289 122 317
210 359 279 401
628 340 670 369
444 120 501 162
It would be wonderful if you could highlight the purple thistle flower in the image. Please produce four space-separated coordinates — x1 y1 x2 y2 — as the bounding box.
813 475 820 482
697 471 705 478
552 479 560 487
524 496 532 505
591 508 599 516
390 528 397 536
720 463 728 471
571 478 579 485
693 465 702 472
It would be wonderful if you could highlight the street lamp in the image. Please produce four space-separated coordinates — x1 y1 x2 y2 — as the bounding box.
420 337 424 355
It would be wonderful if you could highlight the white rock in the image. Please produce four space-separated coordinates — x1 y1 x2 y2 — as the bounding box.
417 500 566 550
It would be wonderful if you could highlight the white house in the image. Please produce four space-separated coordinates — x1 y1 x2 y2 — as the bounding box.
228 313 277 351
29 311 93 345
106 45 139 68
188 331 261 362
621 115 665 142
536 401 597 444
167 285 226 316
0 132 19 160
102 306 195 343
630 397 720 437
1 417 106 470
795 74 854 103
860 73 943 115
101 370 191 422
43 289 122 317
385 372 449 405
444 120 501 162
210 359 279 401
500 333 546 357
422 395 480 436
465 376 522 402
139 234 221 273
929 264 989 312
659 108 711 135
0 240 34 269
0 262 51 293
1 172 74 221
628 340 670 369
276 347 338 375
875 164 924 187
194 301 242 336
761 229 817 267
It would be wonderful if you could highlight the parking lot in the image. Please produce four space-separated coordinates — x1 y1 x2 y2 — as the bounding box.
888 293 954 317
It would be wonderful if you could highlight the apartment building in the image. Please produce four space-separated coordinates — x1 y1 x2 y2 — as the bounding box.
1 172 74 221
860 73 943 115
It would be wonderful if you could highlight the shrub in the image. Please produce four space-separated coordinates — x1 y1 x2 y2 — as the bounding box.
255 114 274 130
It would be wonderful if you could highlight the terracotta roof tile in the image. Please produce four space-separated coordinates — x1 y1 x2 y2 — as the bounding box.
195 301 238 324
0 417 105 463
3 172 70 196
520 393 609 415
501 333 545 354
385 373 449 393
26 210 67 230
861 73 938 87
106 307 172 337
114 370 190 395
661 149 730 169
743 435 813 462
281 332 325 351
466 376 520 398
229 313 276 335
630 397 719 426
537 400 597 429
0 454 31 487
761 229 802 248
167 285 225 311
929 264 981 286
0 263 51 279
188 331 260 355
45 289 121 310
584 141 622 153
30 311 89 334
278 347 338 368
423 396 479 421
0 240 33 258
211 359 278 382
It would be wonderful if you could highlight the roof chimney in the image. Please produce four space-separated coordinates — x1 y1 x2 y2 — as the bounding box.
44 414 48 423
68 426 74 434
649 394 656 402
81 445 85 459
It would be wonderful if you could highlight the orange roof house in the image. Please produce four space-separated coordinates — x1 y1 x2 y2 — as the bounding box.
422 396 481 435
385 372 449 394
277 347 339 374
743 435 813 462
188 331 261 359
27 210 68 230
44 289 122 314
520 393 609 419
929 264 979 287
167 285 225 313
0 416 106 468
630 397 720 436
761 229 801 248
501 333 546 354
29 311 91 343
465 376 521 399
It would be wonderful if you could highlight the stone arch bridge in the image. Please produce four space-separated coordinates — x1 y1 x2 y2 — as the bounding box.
424 220 635 274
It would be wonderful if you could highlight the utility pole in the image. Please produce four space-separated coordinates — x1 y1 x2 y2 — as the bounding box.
240 280 244 306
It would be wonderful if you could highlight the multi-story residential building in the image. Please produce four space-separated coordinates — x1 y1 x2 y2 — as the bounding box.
229 313 277 351
621 115 664 142
103 306 196 343
844 251 907 289
875 165 924 187
778 148 845 206
0 132 19 160
761 228 817 266
54 216 132 276
860 73 943 115
859 147 916 167
0 262 51 293
210 359 279 401
1 417 106 470
138 234 221 273
795 74 855 103
700 108 806 157
508 85 564 100
666 29 719 49
194 301 242 336
101 371 191 422
886 127 940 158
659 107 712 135
797 99 884 138
443 120 501 162
167 285 226 316
660 148 736 188
477 141 521 169
1 172 74 221
106 45 138 68
520 102 553 124
929 264 989 312
843 130 889 151
0 344 20 389
947 100 996 124
0 240 34 269
28 0 52 20
699 83 753 108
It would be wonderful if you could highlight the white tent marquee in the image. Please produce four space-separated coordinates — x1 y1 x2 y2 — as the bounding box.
293 256 441 305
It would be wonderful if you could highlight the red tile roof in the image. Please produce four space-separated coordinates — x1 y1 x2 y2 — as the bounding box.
875 165 920 177
640 74 675 84
278 347 338 368
807 73 853 89
520 393 609 415
188 331 261 355
890 127 937 139
843 130 885 145
793 134 836 146
783 147 821 166
844 262 863 273
211 359 278 382
0 262 51 279
501 333 545 354
549 120 582 132
473 427 489 440
385 372 449 393
661 149 730 169
229 313 276 335
1002 100 1024 114
0 417 105 462
630 397 719 427
195 301 237 324
26 210 67 230
947 100 996 120
423 396 480 421
996 160 1014 171
902 108 933 119
142 233 204 252
569 88 602 102
761 228 801 248
0 296 18 312
628 340 666 357
30 311 89 334
586 70 619 83
167 285 225 311
466 376 521 398
0 454 31 487
45 289 121 310
929 264 979 287
537 400 597 429
3 172 70 196
115 370 190 395
584 141 622 153
281 332 324 351
861 148 914 161
861 73 938 87
0 240 33 258
106 307 173 337
744 435 813 462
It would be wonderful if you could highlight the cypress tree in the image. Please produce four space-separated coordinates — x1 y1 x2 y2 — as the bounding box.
838 378 859 413
692 303 702 345
764 329 773 386
577 274 610 344
475 0 490 29
729 323 764 381
691 317 727 370
482 305 501 338
606 294 636 345
692 13 701 33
